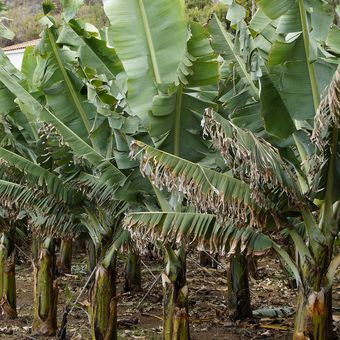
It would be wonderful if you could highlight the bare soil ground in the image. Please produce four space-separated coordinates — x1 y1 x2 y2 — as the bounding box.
0 251 339 339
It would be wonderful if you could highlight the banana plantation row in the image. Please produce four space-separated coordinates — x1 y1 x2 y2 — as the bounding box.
0 0 339 339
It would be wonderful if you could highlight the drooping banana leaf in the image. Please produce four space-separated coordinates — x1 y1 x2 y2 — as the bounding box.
80 206 113 247
70 172 117 205
202 108 302 208
40 108 126 187
129 140 268 227
0 179 80 238
123 211 272 255
0 147 75 204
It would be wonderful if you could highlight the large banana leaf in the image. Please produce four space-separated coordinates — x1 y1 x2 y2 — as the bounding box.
124 211 272 255
326 26 340 56
266 36 335 121
207 14 268 139
149 22 219 160
0 50 41 145
150 87 215 160
130 140 265 226
259 74 296 139
0 56 41 119
257 0 295 19
184 22 219 87
252 2 337 127
35 28 98 146
104 0 187 123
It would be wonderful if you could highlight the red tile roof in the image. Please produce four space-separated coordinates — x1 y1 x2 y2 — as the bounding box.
3 39 40 52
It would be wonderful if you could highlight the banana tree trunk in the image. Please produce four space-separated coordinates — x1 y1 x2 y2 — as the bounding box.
293 286 334 340
211 253 219 270
199 251 211 267
32 238 58 336
57 238 73 274
87 239 97 273
0 231 17 319
199 251 218 268
89 250 117 340
248 256 258 279
32 236 40 263
124 251 142 293
163 245 190 340
228 253 252 320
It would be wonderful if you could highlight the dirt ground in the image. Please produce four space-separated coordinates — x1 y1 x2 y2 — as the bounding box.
0 251 339 340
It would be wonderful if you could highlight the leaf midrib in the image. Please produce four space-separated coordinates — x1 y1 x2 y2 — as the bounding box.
48 30 91 132
174 85 183 156
137 0 161 84
215 14 259 100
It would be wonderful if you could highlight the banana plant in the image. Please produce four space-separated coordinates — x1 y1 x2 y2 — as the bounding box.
103 0 269 332
102 1 221 336
207 3 339 336
0 219 18 320
247 2 339 338
0 98 126 337
29 6 153 338
0 173 83 335
57 237 73 274
0 108 83 335
125 61 340 337
0 34 124 336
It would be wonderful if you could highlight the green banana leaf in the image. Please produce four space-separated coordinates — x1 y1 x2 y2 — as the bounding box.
0 50 126 188
104 0 187 123
57 20 124 80
149 22 218 161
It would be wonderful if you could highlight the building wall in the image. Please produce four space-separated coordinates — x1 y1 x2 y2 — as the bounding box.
5 49 25 70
